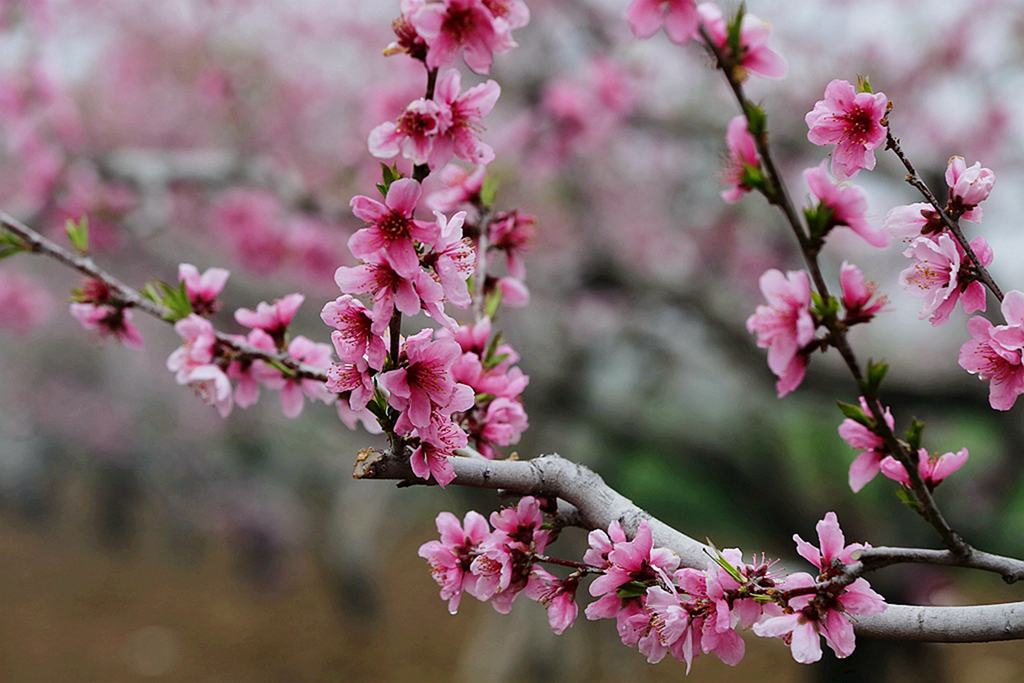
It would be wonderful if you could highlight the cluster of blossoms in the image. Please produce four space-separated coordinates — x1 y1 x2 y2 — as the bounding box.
166 276 334 420
422 504 886 669
319 1 533 486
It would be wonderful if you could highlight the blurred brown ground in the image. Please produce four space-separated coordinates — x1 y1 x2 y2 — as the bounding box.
0 476 1021 683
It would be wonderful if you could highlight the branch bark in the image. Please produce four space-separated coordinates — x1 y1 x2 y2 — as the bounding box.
354 448 1024 643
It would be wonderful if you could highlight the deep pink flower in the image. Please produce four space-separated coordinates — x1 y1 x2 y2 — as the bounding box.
326 359 376 412
805 79 888 179
477 397 529 457
839 261 888 325
234 293 304 345
698 3 786 79
804 162 887 247
745 269 815 397
385 0 428 60
427 209 476 308
525 568 578 635
720 115 761 203
369 98 451 166
334 251 455 334
378 328 463 428
959 312 1024 411
278 336 335 419
348 178 440 278
880 448 969 489
468 496 548 610
990 289 1024 352
626 0 698 45
945 156 994 220
419 510 492 614
487 209 534 280
756 513 886 662
412 0 515 74
899 234 991 326
321 295 388 370
583 520 628 568
636 582 698 668
431 70 501 167
226 328 285 408
178 263 229 316
426 163 486 213
587 520 680 640
838 396 894 493
70 302 144 349
794 511 865 572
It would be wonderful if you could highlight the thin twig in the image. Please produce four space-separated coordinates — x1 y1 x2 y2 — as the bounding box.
0 210 329 382
696 26 969 556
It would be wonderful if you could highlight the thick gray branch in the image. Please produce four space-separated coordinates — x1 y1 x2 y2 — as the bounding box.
354 449 1024 643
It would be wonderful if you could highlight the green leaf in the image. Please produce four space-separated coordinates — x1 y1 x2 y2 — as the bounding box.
864 358 889 393
65 215 89 254
836 401 869 425
744 103 767 138
144 278 194 321
377 163 403 197
726 2 746 62
705 543 745 584
480 176 498 207
856 74 873 94
905 418 925 453
615 580 650 599
0 230 27 260
484 286 503 319
895 487 921 513
804 203 835 243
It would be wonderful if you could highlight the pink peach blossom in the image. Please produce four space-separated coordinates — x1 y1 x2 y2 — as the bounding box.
899 234 991 326
804 162 887 247
879 448 969 489
378 328 463 429
234 293 305 345
720 115 761 203
178 263 229 316
525 568 578 635
225 328 285 408
746 269 815 397
698 3 787 79
838 396 894 493
805 79 888 179
369 98 451 166
412 0 515 74
278 336 335 418
959 313 1024 411
626 0 699 45
839 261 888 325
945 156 994 220
431 69 501 167
70 302 144 349
418 510 492 613
321 295 388 370
348 178 439 277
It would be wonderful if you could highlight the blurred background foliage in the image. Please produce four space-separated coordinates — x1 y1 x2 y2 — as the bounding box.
0 0 1023 680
